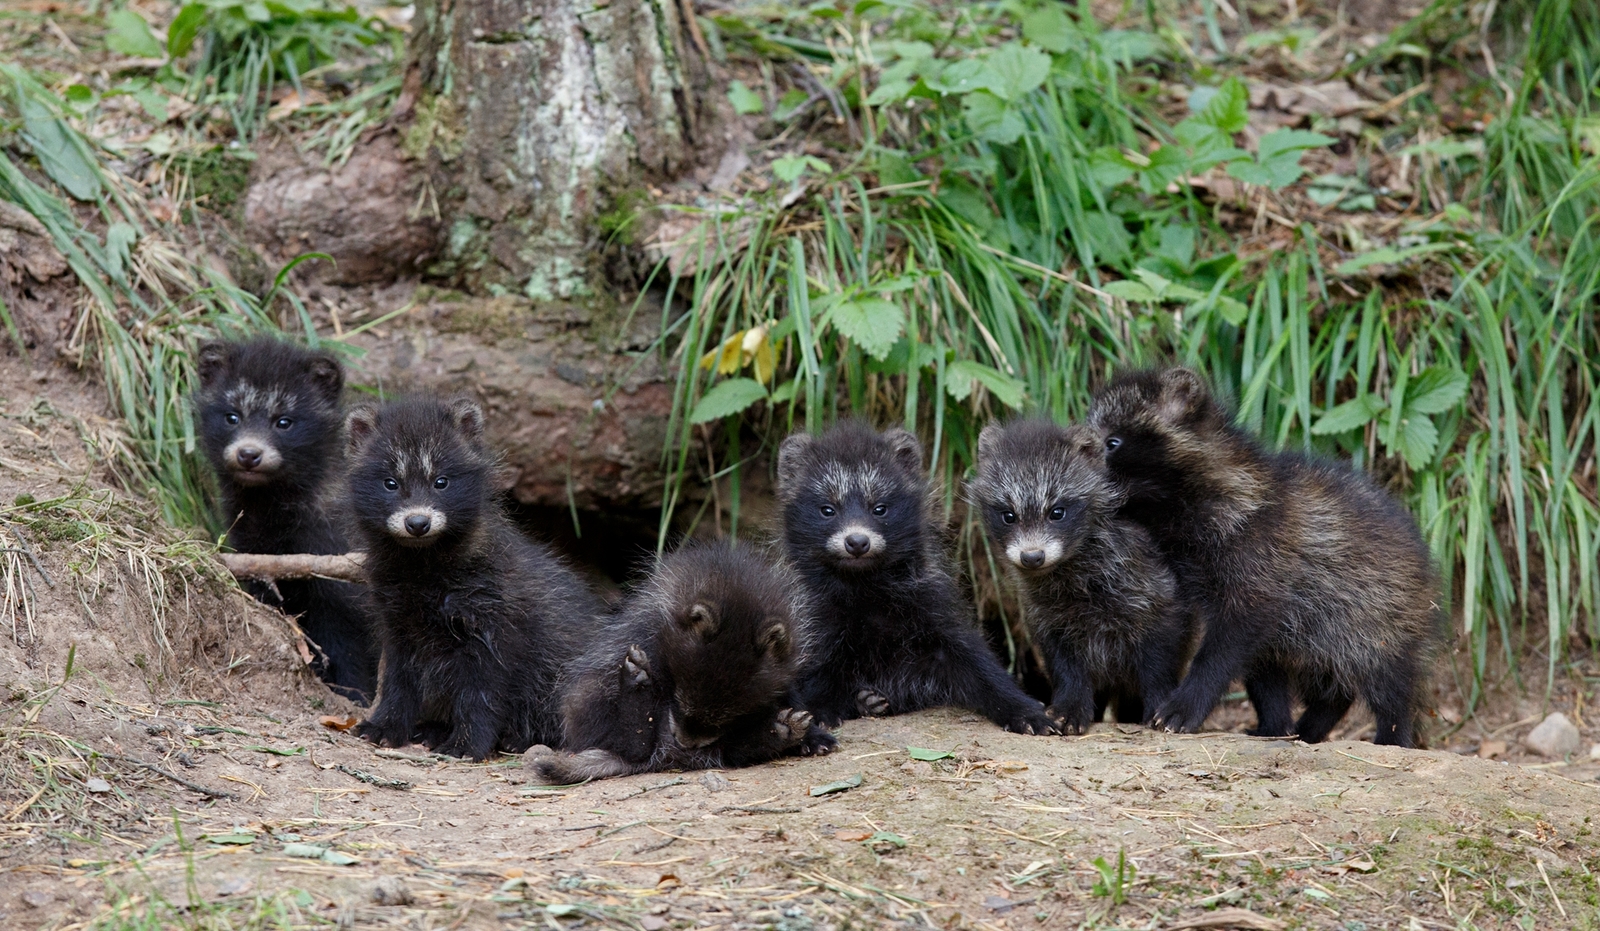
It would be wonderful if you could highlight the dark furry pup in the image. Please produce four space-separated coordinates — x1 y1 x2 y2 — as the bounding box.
777 422 1057 736
347 397 602 761
1089 368 1441 746
194 338 377 703
969 420 1193 732
528 542 831 783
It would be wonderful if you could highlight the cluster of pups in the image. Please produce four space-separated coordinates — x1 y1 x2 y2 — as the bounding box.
195 339 1441 781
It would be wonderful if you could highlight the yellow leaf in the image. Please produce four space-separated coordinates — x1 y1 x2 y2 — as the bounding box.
698 330 747 374
752 334 777 384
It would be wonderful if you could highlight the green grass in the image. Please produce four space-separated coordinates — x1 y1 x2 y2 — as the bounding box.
641 0 1600 702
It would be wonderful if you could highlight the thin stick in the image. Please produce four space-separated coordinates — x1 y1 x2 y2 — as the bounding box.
97 753 237 800
219 552 366 583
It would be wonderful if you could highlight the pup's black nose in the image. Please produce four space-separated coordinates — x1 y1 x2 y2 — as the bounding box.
844 533 872 556
1020 549 1046 569
404 514 433 537
235 446 263 469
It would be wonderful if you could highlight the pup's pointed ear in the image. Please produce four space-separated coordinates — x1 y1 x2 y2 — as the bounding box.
882 427 924 476
195 341 232 390
976 424 1003 467
676 603 718 636
345 405 379 454
305 352 344 405
449 398 486 442
1157 368 1207 423
776 434 814 494
760 621 792 661
1063 425 1103 461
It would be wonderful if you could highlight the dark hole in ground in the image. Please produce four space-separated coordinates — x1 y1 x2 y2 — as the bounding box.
507 500 665 601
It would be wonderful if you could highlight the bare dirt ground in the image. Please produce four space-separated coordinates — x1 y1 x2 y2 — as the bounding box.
1 360 1598 931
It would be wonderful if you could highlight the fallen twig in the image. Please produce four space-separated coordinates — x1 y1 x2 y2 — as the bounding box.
219 552 367 583
96 753 237 800
334 763 411 790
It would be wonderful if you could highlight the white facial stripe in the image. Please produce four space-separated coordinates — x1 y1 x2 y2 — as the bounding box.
813 463 889 505
826 525 886 558
1006 531 1064 569
222 435 283 472
222 384 288 417
387 506 447 539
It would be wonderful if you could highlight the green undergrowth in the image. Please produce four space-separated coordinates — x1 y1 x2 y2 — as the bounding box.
641 0 1600 701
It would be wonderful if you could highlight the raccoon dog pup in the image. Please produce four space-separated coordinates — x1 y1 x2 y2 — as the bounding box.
1089 368 1440 746
347 397 602 761
969 420 1192 732
194 338 376 703
529 543 831 783
778 422 1057 735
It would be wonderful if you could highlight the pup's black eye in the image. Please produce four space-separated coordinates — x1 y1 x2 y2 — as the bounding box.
819 505 836 518
434 476 449 489
274 417 293 430
224 412 240 425
1105 436 1123 451
383 478 399 491
871 503 887 517
1049 506 1066 521
1001 510 1017 525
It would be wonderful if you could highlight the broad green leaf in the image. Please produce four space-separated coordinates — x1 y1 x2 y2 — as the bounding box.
1404 366 1468 415
204 833 256 845
907 747 954 761
132 85 168 122
1103 280 1160 302
1305 173 1364 207
1087 147 1136 189
1311 395 1387 435
1193 77 1248 134
1391 413 1440 470
984 44 1051 101
773 154 829 184
866 831 907 848
20 100 101 201
829 297 904 360
774 87 811 120
727 81 765 115
104 223 138 284
689 378 768 424
810 773 863 796
106 10 164 59
321 850 360 866
946 360 1026 409
866 79 913 107
1099 29 1163 62
63 84 95 114
927 58 988 95
546 904 582 917
1021 5 1077 53
168 3 208 58
1258 129 1336 161
282 843 327 859
962 91 1025 144
1080 212 1131 266
1155 225 1196 268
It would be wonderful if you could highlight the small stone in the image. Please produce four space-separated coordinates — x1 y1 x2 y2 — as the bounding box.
21 890 52 908
1589 743 1600 761
85 777 112 793
640 917 668 931
698 771 731 793
372 875 413 906
1525 712 1582 758
1477 740 1507 759
217 877 253 897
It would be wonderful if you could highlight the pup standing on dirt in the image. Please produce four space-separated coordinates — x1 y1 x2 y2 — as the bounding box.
193 338 377 703
969 420 1192 731
347 397 602 761
777 422 1057 735
528 543 831 783
1090 368 1440 746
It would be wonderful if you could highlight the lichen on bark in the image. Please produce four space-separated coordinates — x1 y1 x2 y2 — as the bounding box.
406 0 708 300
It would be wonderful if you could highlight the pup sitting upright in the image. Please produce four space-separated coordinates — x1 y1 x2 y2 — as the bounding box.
1090 368 1441 746
529 542 830 783
969 420 1192 732
777 422 1056 736
194 338 376 703
347 397 601 761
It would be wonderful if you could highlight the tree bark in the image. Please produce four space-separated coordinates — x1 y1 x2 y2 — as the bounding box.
404 0 710 299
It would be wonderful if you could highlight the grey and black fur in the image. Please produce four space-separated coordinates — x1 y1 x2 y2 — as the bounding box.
969 420 1192 732
193 338 376 703
1089 368 1441 746
347 397 603 761
777 422 1057 736
528 542 832 783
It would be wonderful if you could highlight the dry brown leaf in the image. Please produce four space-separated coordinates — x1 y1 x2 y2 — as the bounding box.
656 873 681 890
319 715 358 731
833 829 872 841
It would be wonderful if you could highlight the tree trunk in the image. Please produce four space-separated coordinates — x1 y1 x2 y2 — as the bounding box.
403 0 710 299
